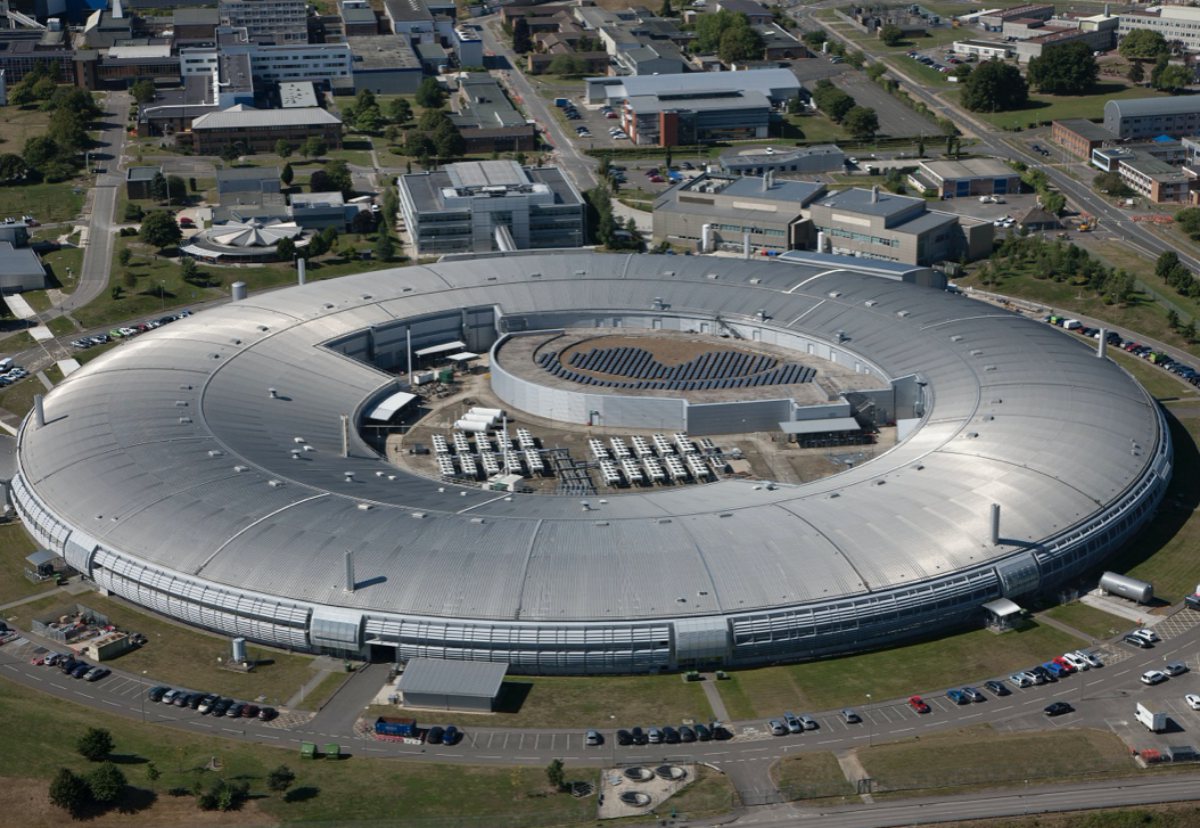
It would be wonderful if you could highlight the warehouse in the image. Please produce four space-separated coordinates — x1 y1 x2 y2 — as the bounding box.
718 145 846 176
1104 96 1200 141
912 158 1023 198
395 659 508 712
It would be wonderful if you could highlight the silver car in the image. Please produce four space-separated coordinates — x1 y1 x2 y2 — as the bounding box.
768 719 787 736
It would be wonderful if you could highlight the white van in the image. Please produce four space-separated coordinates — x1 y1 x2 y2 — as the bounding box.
0 358 13 372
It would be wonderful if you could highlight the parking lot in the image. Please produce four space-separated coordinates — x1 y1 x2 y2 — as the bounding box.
833 71 942 137
554 95 629 149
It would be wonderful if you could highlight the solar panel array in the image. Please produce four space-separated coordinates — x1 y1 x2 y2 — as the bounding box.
536 347 816 390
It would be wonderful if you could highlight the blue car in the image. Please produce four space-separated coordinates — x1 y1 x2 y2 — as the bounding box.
946 689 968 704
1041 661 1067 678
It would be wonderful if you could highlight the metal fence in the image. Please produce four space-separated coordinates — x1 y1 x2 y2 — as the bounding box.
31 602 110 645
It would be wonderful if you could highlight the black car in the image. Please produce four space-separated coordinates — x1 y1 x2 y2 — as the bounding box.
662 726 680 744
679 725 697 743
174 692 194 707
694 723 712 742
59 658 81 674
427 726 445 745
228 703 247 718
258 707 278 722
984 680 1011 697
212 697 234 717
712 725 733 741
1124 633 1151 648
1044 701 1072 716
1031 665 1057 683
616 729 633 746
242 704 260 719
70 663 92 678
148 685 169 702
630 726 647 745
189 693 207 710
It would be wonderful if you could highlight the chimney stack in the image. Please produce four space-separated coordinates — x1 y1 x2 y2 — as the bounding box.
298 256 307 285
344 551 355 592
871 185 879 203
990 503 1001 546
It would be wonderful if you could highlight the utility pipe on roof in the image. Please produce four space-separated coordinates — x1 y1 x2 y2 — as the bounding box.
344 550 355 592
990 502 1001 546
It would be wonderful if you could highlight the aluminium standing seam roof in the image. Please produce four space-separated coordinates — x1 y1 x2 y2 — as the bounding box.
17 252 1160 625
395 658 507 698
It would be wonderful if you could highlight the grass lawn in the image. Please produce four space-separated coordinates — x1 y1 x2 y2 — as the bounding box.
294 671 351 711
785 112 847 144
1107 349 1197 401
839 25 964 52
858 724 1133 792
37 242 83 298
0 524 59 605
0 182 86 225
772 752 855 799
47 316 76 337
943 83 1164 130
1041 603 1128 641
51 592 319 704
325 137 376 168
1102 413 1200 602
886 54 955 86
0 366 61 419
669 765 737 817
716 621 1083 719
374 673 712 729
0 678 600 828
0 104 52 149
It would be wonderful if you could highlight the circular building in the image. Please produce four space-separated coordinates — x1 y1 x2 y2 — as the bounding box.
12 252 1170 673
181 219 308 264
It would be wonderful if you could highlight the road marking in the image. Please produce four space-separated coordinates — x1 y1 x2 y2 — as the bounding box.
102 700 122 708
894 726 914 733
51 683 68 690
478 755 503 759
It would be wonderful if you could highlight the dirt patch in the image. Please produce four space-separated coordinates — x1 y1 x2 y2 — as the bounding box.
0 777 279 828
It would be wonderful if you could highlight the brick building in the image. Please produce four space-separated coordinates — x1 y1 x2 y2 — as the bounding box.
190 105 343 154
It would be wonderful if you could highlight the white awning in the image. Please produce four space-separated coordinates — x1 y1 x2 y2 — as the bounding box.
367 391 417 421
778 417 861 435
415 341 466 358
446 351 479 363
982 598 1023 618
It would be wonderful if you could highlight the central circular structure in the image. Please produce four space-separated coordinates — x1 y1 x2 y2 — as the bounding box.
12 252 1170 674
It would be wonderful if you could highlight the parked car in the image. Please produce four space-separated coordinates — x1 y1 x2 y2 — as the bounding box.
1124 633 1152 649
197 694 219 714
1185 694 1200 711
947 689 968 705
985 680 1010 696
1044 701 1072 716
647 727 663 744
768 719 788 736
782 711 802 734
694 723 712 741
258 707 278 722
1061 653 1090 671
426 726 444 745
212 697 234 716
586 729 603 746
630 727 647 745
70 662 92 678
148 685 170 702
161 689 180 704
662 726 681 744
228 703 247 718
909 695 931 713
962 686 985 702
191 694 209 710
840 708 861 724
1140 670 1167 685
616 729 633 746
443 725 460 745
679 726 696 743
85 666 110 681
1133 628 1160 643
1164 661 1189 676
799 714 818 730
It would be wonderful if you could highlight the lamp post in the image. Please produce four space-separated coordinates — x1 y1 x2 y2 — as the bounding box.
141 670 148 722
865 693 872 747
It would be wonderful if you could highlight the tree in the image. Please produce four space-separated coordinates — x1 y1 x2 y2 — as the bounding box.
281 162 294 187
547 54 587 76
1041 190 1065 215
47 107 88 152
9 82 36 108
695 9 752 54
802 30 826 48
267 765 297 793
1094 170 1133 198
545 758 565 790
275 139 292 159
145 762 161 788
1129 60 1145 84
659 0 673 17
404 131 434 158
130 78 156 104
139 211 183 250
306 231 329 258
320 225 340 257
1184 319 1198 342
351 209 378 235
418 108 453 131
432 120 466 158
1168 308 1180 330
312 159 353 196
511 15 533 54
1119 29 1168 59
301 137 327 160
166 174 187 204
384 124 400 145
356 106 383 133
373 225 395 262
180 256 199 282
77 728 115 762
49 768 92 817
960 59 1029 112
123 202 144 221
118 247 132 267
388 97 413 125
815 88 855 122
1157 251 1183 280
276 236 296 261
953 63 973 81
0 153 29 185
355 88 377 113
843 106 879 139
1151 53 1169 88
718 24 764 64
1028 42 1098 95
218 143 242 164
1155 63 1192 90
865 61 887 81
150 171 168 202
87 762 127 804
32 76 57 102
879 23 904 46
111 285 123 300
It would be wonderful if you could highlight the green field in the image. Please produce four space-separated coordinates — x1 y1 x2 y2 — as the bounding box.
0 365 61 419
374 673 712 730
772 751 855 799
42 592 320 704
0 677 599 828
943 83 1165 130
785 112 847 144
716 621 1084 719
0 182 86 226
886 54 955 86
859 724 1134 793
0 524 59 605
1041 603 1127 641
1108 349 1197 402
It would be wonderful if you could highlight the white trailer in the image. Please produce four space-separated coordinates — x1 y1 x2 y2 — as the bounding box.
1136 702 1167 732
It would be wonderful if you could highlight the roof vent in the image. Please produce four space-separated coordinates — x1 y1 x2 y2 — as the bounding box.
234 465 248 472
874 478 885 485
911 462 924 470
983 414 994 421
662 270 675 277
594 521 609 526
896 310 910 318
706 273 719 280
950 335 964 342
575 270 587 276
231 338 242 345
487 276 497 281
865 300 877 307
357 503 371 511
985 365 997 372
323 303 334 309
970 349 982 356
411 512 426 519
304 444 315 452
719 512 732 518
829 491 841 498
268 479 283 487
179 416 192 424
291 449 302 458
344 471 355 480
209 353 220 359
966 431 979 438
828 291 841 298
749 277 761 284
294 437 305 443
530 272 541 278
657 518 672 524
208 450 224 457
258 325 269 332
175 400 188 407
470 517 486 524
403 286 412 292
361 294 372 300
179 384 193 390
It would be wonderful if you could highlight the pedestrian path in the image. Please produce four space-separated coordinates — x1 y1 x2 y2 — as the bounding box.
701 675 730 722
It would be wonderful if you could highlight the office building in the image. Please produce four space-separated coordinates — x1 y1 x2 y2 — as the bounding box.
624 88 771 146
1119 5 1200 54
219 0 309 43
1104 96 1200 140
349 35 423 94
451 73 537 152
190 105 343 154
1052 118 1118 158
182 36 353 85
718 144 845 176
397 161 586 255
586 67 801 106
653 174 826 252
125 166 163 200
340 0 379 36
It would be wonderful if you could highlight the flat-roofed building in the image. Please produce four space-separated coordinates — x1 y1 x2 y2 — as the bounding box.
1119 5 1200 54
624 88 772 146
979 4 1053 30
585 67 801 106
349 35 422 94
912 158 1022 198
340 0 379 36
952 38 1014 59
126 166 162 200
190 105 343 154
719 144 845 176
451 72 537 152
174 8 221 40
280 80 319 108
808 186 993 265
652 173 826 252
384 0 435 34
1116 152 1191 203
0 242 46 293
1052 118 1118 158
219 0 309 42
1104 96 1200 140
397 161 586 255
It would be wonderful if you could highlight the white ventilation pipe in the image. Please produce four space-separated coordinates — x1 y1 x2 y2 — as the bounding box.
990 503 1001 546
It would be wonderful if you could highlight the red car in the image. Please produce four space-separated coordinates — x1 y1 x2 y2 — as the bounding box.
1052 655 1076 673
909 695 931 713
179 217 195 228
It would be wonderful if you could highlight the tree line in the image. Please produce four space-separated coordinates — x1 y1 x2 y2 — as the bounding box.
810 79 879 139
0 61 101 185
